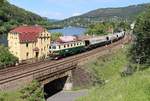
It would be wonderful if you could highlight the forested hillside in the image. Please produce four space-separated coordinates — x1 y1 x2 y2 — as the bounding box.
58 3 150 27
0 0 52 34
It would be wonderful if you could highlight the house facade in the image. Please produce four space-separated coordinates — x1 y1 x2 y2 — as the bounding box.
8 25 51 61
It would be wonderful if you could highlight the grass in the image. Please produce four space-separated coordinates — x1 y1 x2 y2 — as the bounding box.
77 68 150 101
85 47 128 84
77 47 150 101
0 91 23 101
0 81 45 101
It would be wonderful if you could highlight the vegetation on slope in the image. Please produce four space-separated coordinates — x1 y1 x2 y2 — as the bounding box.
85 22 130 35
84 47 128 85
130 6 150 65
77 68 150 101
0 81 45 101
77 47 150 101
58 3 150 27
0 0 53 34
85 23 113 35
81 3 149 21
77 6 150 101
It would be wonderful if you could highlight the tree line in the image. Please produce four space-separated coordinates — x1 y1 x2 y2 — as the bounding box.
0 0 52 34
130 7 150 66
85 22 130 36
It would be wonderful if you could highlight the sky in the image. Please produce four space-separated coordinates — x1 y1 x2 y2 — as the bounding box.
8 0 150 20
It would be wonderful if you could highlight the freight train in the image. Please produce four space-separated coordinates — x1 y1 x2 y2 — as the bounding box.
49 32 125 59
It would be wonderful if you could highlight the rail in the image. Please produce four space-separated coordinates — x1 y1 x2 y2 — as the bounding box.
0 35 131 85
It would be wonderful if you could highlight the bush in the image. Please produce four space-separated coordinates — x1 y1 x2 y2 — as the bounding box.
0 45 18 69
20 80 45 101
130 7 150 66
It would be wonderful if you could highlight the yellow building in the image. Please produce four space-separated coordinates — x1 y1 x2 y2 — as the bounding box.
8 25 51 61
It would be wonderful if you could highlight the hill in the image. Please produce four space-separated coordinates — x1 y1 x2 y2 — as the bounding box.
76 47 150 101
0 0 52 34
77 68 150 101
58 3 150 27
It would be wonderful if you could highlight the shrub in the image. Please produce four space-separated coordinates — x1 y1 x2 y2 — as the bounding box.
20 80 45 101
0 45 18 69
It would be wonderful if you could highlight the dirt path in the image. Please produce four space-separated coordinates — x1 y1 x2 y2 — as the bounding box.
47 90 88 101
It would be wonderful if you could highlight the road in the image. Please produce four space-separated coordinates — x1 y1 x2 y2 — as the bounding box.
47 90 88 101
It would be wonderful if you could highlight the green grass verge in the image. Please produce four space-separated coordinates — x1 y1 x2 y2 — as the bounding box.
85 47 128 84
0 81 45 101
77 47 150 101
77 68 150 101
0 91 23 101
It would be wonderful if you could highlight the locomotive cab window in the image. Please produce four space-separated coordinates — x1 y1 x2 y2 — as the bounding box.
58 45 61 49
52 46 56 49
106 37 109 40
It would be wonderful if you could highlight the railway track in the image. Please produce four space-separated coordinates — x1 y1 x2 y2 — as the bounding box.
0 35 131 85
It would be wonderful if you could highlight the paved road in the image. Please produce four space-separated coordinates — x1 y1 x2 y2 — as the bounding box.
47 90 88 101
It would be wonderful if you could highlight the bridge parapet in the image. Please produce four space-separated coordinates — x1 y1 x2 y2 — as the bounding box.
33 61 77 85
0 61 78 91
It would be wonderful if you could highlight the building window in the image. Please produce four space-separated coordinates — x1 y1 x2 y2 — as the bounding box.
26 43 28 48
26 52 29 59
67 44 69 47
59 45 61 49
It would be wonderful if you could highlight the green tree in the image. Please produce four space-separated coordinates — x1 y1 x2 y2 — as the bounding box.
0 45 18 68
85 22 113 36
118 22 130 31
130 7 150 65
0 1 53 34
0 0 6 4
20 80 45 101
51 32 63 41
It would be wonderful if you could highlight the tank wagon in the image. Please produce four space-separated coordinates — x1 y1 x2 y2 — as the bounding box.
49 32 125 59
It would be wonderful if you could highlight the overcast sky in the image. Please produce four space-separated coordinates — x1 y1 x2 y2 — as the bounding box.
8 0 150 20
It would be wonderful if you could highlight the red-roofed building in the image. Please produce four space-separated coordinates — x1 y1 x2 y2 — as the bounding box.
8 25 51 61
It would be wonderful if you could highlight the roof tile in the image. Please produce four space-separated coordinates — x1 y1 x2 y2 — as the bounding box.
10 26 44 43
